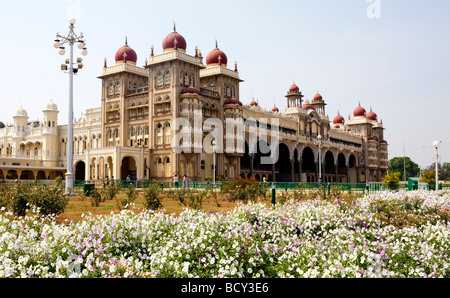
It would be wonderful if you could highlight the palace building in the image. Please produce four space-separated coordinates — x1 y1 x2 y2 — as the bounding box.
0 27 388 183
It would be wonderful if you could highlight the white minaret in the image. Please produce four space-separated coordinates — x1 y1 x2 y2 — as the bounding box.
13 106 28 139
42 100 59 166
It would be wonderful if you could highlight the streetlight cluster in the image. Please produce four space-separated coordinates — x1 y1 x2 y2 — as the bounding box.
54 19 87 74
53 18 88 196
434 140 441 191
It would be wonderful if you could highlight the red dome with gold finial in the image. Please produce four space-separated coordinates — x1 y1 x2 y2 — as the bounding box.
162 24 187 52
354 104 366 117
313 92 323 101
206 41 228 67
249 99 258 107
224 98 243 106
289 83 300 93
115 37 138 64
366 108 378 121
272 106 279 113
333 114 345 124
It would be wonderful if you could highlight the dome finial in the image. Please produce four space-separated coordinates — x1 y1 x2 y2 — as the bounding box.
215 39 218 49
173 22 177 32
125 36 128 46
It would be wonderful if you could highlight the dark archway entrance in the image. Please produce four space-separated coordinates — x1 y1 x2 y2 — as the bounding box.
301 147 316 182
337 153 347 182
121 156 137 181
75 161 86 181
349 154 358 183
20 170 35 180
275 143 291 182
324 151 335 183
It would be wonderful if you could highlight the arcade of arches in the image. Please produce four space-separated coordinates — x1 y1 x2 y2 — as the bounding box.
240 141 360 183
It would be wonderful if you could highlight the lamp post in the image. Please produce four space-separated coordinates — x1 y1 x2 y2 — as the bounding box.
317 135 323 184
212 140 216 186
54 18 88 196
433 141 441 191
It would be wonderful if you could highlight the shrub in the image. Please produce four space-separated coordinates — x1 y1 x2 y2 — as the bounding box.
143 183 163 211
187 190 207 210
205 184 223 207
223 179 268 203
384 172 401 190
89 188 103 207
29 185 69 217
0 183 13 211
117 184 138 210
103 180 122 201
11 183 31 217
167 188 192 207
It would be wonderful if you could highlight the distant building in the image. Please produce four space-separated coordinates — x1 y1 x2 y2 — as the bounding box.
0 27 388 183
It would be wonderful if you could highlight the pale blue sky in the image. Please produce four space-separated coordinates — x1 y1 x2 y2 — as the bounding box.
0 0 449 168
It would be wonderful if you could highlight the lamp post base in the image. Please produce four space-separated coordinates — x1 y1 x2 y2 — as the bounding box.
65 172 76 197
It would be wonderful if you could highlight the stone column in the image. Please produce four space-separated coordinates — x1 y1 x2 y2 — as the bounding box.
249 154 254 178
291 159 295 182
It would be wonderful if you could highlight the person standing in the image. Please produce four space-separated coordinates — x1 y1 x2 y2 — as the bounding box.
174 174 179 188
183 175 188 189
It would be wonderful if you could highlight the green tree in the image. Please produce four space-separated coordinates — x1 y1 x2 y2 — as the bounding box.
425 162 450 181
388 157 421 181
420 171 436 189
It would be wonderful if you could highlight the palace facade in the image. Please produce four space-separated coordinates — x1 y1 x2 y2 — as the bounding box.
0 27 389 183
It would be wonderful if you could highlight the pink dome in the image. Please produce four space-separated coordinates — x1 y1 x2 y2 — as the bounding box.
224 98 243 106
366 110 378 121
289 83 300 93
181 88 202 96
115 39 137 64
313 92 323 101
162 26 187 52
249 99 258 106
206 46 228 66
333 114 345 124
354 105 366 117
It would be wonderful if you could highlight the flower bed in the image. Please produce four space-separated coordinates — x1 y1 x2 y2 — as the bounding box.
1 190 450 278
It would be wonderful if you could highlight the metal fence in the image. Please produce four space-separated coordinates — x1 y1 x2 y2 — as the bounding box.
1 179 449 193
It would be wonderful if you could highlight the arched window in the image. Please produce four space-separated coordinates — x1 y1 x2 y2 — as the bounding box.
138 127 143 136
156 123 163 145
130 127 136 137
115 82 121 94
165 71 171 85
164 157 171 178
184 72 189 86
157 73 163 86
144 126 149 135
164 122 171 145
109 83 114 95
